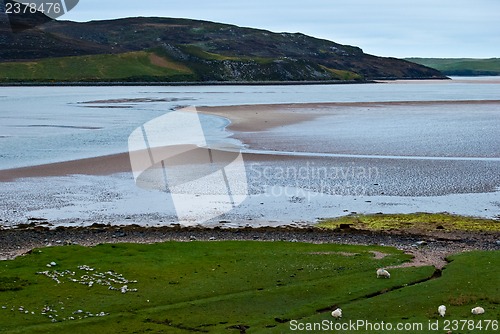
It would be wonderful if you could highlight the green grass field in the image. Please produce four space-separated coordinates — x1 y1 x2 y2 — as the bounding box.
0 240 498 333
0 51 195 82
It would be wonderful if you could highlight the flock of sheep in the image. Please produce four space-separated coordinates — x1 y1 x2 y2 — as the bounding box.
330 268 486 319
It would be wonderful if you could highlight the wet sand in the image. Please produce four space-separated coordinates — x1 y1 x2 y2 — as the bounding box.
198 100 500 132
2 99 498 202
0 152 132 182
2 99 499 182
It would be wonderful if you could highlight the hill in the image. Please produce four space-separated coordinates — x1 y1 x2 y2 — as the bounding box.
0 14 446 83
406 58 500 76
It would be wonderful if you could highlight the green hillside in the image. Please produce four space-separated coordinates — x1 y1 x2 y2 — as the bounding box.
406 58 500 76
0 51 195 82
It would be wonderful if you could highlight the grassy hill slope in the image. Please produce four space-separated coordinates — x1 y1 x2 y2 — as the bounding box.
406 58 500 76
0 51 195 82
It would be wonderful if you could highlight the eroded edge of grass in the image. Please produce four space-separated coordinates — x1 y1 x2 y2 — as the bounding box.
317 212 500 232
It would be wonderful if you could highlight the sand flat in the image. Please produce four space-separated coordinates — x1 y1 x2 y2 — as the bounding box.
1 99 499 226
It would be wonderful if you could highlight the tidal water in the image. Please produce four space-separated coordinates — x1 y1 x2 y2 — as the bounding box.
0 78 499 225
1 78 500 169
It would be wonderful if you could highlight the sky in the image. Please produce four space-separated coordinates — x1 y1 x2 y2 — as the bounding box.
60 0 500 58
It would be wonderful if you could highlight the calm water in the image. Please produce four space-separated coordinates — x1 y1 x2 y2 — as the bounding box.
240 102 500 158
1 78 500 169
0 78 499 225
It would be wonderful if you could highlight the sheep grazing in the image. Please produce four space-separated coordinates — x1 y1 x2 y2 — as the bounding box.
331 308 342 318
376 268 390 278
438 305 446 317
471 306 485 315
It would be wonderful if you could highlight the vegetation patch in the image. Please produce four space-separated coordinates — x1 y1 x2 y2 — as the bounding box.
0 51 195 82
272 250 499 333
317 212 500 232
0 241 424 333
0 277 31 292
406 58 500 76
179 44 274 64
0 241 497 333
320 65 362 80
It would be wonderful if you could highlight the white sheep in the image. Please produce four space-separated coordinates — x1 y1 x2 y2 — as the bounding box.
438 305 446 317
471 306 485 315
376 268 390 278
331 308 342 318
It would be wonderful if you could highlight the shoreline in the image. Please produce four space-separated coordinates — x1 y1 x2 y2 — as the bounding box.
198 99 500 133
5 76 500 88
0 80 374 87
1 225 498 268
3 147 499 182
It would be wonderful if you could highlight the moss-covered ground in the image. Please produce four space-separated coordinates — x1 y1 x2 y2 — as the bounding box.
0 240 498 333
318 212 500 232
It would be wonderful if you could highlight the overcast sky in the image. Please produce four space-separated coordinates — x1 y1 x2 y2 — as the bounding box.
61 0 499 58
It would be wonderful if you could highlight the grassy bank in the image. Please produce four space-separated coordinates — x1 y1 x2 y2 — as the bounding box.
0 240 498 333
318 213 500 232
